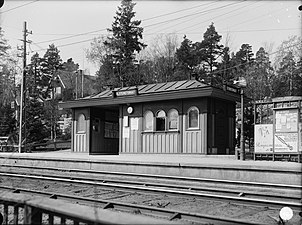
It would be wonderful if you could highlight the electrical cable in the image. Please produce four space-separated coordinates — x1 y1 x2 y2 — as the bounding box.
33 1 243 46
0 0 40 14
155 0 253 35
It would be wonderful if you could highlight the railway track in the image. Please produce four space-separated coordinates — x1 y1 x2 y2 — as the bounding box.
0 186 263 225
0 164 301 224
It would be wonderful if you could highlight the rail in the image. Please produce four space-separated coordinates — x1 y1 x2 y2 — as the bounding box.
0 187 264 225
0 192 175 225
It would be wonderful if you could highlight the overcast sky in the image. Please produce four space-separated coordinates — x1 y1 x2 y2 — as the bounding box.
1 0 301 74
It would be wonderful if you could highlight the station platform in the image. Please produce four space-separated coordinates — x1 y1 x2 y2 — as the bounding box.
0 150 301 186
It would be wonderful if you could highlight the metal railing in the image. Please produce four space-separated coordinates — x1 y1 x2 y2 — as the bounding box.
0 192 173 225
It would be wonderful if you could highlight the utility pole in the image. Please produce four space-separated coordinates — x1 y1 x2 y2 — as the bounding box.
18 21 32 153
81 69 84 98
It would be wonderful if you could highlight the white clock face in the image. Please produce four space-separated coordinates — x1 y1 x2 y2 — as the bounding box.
127 106 133 114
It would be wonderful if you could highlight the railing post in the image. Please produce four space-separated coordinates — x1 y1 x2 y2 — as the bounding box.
3 204 8 225
48 213 54 225
13 206 19 225
24 205 42 224
61 217 66 224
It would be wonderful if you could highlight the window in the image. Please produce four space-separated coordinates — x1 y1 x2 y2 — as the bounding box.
168 109 179 130
156 110 166 131
144 111 154 131
188 107 199 129
77 113 86 132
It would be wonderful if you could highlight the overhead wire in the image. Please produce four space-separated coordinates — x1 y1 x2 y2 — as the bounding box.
178 0 262 34
32 1 244 46
32 1 219 45
154 0 253 35
0 0 40 14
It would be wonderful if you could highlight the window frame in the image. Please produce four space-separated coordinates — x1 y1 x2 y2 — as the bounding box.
155 110 166 131
76 113 86 133
187 106 200 130
168 109 179 131
143 110 154 132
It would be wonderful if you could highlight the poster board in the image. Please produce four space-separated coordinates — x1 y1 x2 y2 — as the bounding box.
274 108 299 153
274 132 298 152
254 124 273 153
275 109 298 132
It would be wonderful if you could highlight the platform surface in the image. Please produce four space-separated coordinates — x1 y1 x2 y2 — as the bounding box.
0 149 300 172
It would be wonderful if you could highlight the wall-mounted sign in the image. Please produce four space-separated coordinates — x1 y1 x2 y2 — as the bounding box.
113 88 138 97
254 124 273 153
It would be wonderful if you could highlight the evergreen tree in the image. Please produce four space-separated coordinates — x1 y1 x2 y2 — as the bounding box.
22 52 49 145
245 47 273 101
105 0 147 87
0 28 17 137
25 96 48 144
233 43 254 78
40 44 63 99
199 23 224 73
174 35 197 80
215 46 237 87
275 51 302 96
39 44 63 141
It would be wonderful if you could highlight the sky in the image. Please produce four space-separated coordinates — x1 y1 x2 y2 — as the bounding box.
0 0 301 75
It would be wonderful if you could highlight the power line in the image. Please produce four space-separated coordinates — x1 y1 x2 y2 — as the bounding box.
155 0 253 35
35 28 107 45
141 1 220 22
31 1 243 46
0 0 40 14
179 0 261 34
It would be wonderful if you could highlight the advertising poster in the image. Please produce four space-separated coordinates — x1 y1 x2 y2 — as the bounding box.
275 109 298 132
274 133 298 152
254 124 273 153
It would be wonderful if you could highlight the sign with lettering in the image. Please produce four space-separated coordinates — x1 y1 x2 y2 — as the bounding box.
113 89 138 97
274 132 298 152
226 86 238 93
275 109 298 132
254 124 273 153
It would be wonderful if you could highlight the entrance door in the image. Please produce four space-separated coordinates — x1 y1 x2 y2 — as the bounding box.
74 113 89 152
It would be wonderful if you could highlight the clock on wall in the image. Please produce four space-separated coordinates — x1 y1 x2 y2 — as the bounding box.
127 106 133 114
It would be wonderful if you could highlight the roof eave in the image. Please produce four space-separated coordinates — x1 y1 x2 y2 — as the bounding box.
59 87 240 109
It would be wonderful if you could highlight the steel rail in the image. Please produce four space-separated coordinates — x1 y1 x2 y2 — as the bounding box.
0 171 301 211
0 186 265 225
0 169 300 203
1 163 301 190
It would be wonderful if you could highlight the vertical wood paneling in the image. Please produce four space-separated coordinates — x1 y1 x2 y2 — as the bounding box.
75 133 87 152
183 113 207 154
122 117 142 153
184 131 201 153
142 133 179 153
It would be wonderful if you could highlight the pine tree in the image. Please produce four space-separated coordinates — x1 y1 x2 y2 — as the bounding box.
40 44 63 99
0 28 17 137
244 47 273 101
39 44 63 141
276 51 301 96
105 0 147 87
174 35 196 80
199 23 224 73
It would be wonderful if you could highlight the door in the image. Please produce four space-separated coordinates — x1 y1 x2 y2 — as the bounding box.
74 113 89 152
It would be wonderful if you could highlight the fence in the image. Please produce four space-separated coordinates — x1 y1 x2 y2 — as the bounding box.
0 192 171 225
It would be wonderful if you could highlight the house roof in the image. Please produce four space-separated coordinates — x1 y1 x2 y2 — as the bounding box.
59 79 241 109
55 70 97 90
